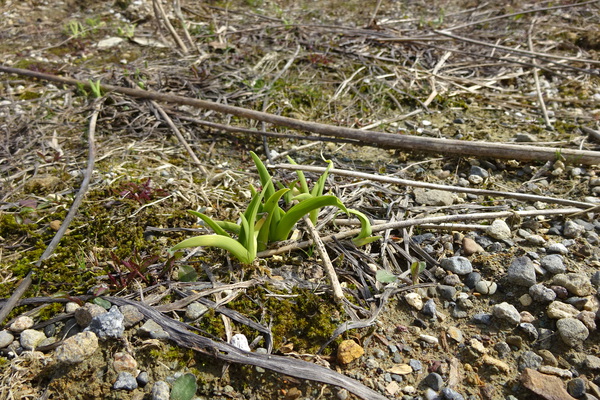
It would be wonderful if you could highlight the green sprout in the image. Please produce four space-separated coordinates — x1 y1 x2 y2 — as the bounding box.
88 79 102 98
410 261 426 285
65 20 85 38
170 152 381 264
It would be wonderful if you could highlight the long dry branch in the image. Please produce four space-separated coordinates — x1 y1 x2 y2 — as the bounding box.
2 66 600 165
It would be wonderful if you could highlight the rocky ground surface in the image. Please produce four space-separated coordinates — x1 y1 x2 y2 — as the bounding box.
1 0 600 400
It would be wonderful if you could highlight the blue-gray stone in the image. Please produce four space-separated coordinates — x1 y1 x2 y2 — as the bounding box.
437 285 457 301
422 299 437 317
441 387 465 400
464 272 481 289
540 254 566 275
113 372 138 391
519 351 542 371
469 166 488 178
440 257 472 275
529 284 556 303
567 378 586 398
409 359 422 371
472 313 492 325
85 306 124 339
422 372 444 391
507 256 536 287
136 371 149 387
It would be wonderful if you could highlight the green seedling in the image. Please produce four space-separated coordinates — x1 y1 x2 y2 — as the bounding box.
89 79 102 98
171 153 381 263
65 20 84 38
410 261 426 285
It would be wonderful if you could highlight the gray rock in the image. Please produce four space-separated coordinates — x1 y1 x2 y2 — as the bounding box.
585 355 600 370
547 243 569 255
409 359 422 371
507 256 536 287
567 378 586 398
519 351 543 371
556 318 589 347
422 299 437 318
9 316 34 333
422 372 444 391
437 285 457 300
518 323 539 341
414 188 455 206
440 256 472 275
55 331 99 363
564 221 586 238
469 165 489 178
515 133 536 142
592 271 600 288
139 319 169 340
472 313 492 325
464 272 481 288
19 329 46 350
113 371 138 391
441 387 465 400
0 330 15 348
85 306 124 339
540 254 566 275
486 220 512 240
120 305 144 328
185 302 209 320
492 302 521 325
553 273 594 296
150 381 171 400
443 274 462 286
137 371 149 387
529 284 557 303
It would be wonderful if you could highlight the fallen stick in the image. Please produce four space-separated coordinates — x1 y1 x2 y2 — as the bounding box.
2 66 600 165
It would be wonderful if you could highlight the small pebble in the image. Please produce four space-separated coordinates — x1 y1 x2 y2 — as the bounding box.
519 351 542 371
9 316 34 333
422 299 437 318
422 372 444 391
567 378 587 398
113 371 138 391
464 272 482 288
540 254 566 275
84 306 125 339
556 318 589 347
507 256 536 287
492 302 521 325
138 319 169 340
230 333 250 352
529 284 556 303
405 292 424 310
20 329 46 350
547 243 569 255
137 371 149 387
475 280 497 295
151 381 170 400
486 220 512 240
547 301 580 319
0 330 15 348
440 256 473 275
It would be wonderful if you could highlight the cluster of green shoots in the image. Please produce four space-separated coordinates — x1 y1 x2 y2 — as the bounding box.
170 152 380 264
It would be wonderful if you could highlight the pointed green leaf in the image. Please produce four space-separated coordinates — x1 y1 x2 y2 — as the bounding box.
376 269 397 283
250 151 275 200
188 210 231 237
287 156 310 194
170 234 253 264
347 209 381 246
215 220 241 235
311 159 333 197
272 195 348 242
257 188 289 251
